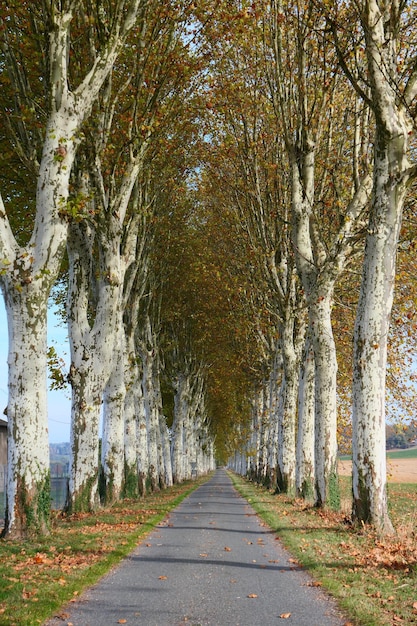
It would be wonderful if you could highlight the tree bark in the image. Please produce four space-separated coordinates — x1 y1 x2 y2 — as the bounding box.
276 312 303 494
101 322 126 504
3 288 51 537
296 336 315 500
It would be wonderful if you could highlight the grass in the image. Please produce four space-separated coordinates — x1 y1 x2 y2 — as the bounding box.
229 473 417 626
0 476 210 626
387 448 417 459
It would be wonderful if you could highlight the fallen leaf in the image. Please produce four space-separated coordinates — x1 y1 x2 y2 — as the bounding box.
247 593 258 598
199 553 208 557
158 576 168 580
118 621 127 624
34 554 46 564
224 547 232 552
279 613 291 619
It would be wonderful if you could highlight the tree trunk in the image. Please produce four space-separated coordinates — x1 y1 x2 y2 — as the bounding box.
276 314 302 494
3 288 51 537
142 345 160 491
123 329 140 498
172 374 188 483
67 371 101 513
66 222 121 512
351 130 407 533
136 380 149 496
310 293 339 509
296 336 315 500
101 323 126 504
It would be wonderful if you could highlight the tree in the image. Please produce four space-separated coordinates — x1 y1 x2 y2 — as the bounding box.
65 1 200 510
266 0 372 507
0 0 143 537
327 0 417 532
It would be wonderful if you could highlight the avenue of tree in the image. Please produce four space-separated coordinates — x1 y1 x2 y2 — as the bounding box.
0 0 416 538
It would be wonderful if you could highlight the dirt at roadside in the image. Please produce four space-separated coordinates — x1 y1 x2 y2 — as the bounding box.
338 457 417 483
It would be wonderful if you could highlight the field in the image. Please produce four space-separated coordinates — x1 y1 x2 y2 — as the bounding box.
339 447 417 483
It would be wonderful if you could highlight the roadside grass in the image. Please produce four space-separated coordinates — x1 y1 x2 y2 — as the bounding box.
0 476 210 626
229 473 417 626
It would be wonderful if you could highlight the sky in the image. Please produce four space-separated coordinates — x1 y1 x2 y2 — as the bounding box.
0 300 71 443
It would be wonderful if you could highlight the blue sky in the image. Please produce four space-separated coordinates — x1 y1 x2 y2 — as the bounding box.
0 300 71 443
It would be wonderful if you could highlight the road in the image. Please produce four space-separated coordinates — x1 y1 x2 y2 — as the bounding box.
45 469 347 626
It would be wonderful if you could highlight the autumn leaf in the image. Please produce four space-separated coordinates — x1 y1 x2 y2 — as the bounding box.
224 546 232 552
247 593 258 598
158 575 168 580
57 613 70 621
34 553 47 564
117 620 127 624
279 613 291 619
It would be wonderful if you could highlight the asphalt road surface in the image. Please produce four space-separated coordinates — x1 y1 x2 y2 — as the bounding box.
45 469 347 626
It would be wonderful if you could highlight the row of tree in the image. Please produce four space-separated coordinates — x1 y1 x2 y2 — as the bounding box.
0 0 221 538
200 0 417 534
0 0 416 538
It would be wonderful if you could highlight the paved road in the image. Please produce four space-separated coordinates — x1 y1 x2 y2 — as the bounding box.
45 469 347 626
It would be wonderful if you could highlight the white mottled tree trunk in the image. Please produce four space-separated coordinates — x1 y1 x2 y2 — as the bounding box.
136 379 149 495
123 325 141 497
3 288 51 536
66 223 121 512
310 293 339 508
171 374 189 483
102 321 126 504
352 132 408 532
276 313 302 494
350 0 417 533
141 334 161 491
296 336 315 499
267 355 280 484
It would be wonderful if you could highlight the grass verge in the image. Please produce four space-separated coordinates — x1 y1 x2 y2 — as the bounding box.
0 476 211 626
229 473 417 626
